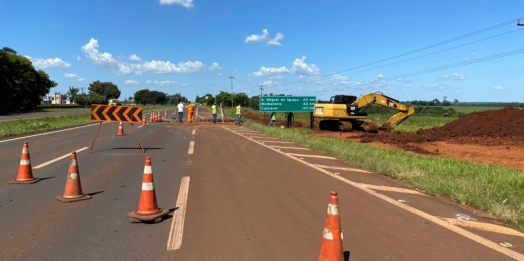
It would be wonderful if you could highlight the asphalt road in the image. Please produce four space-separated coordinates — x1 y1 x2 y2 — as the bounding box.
1 109 524 260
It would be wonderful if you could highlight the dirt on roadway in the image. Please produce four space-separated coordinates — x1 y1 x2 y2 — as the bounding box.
243 108 524 169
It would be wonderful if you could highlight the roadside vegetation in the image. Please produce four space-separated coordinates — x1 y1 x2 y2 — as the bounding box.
0 105 174 137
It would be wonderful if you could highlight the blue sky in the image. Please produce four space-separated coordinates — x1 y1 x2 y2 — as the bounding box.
2 0 523 102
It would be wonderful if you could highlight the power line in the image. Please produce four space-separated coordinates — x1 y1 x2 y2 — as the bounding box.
269 18 521 87
293 47 524 95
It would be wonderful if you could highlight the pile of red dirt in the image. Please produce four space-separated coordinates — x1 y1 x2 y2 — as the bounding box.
359 108 524 146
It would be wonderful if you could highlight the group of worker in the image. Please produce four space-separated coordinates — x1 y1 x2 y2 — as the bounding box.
173 101 295 127
174 101 242 125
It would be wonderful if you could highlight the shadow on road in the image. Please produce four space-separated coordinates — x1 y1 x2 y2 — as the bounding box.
86 191 104 197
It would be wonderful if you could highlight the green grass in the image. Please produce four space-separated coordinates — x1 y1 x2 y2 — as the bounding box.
243 120 524 230
448 106 505 114
0 105 175 137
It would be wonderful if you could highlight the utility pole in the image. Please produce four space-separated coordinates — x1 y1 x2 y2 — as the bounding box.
518 18 523 26
229 76 235 108
258 84 264 97
81 87 85 94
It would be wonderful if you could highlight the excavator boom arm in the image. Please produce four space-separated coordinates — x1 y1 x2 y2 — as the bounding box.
353 92 415 127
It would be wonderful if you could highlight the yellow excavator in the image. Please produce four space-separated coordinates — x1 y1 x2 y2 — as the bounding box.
312 91 415 132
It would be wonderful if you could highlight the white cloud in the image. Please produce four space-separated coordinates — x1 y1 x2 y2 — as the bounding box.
78 78 86 82
64 73 80 78
252 66 291 77
439 73 466 81
259 80 279 87
330 74 352 86
465 52 478 61
159 0 193 8
245 29 285 46
450 73 466 80
291 56 320 76
396 78 412 83
125 80 140 85
25 56 71 69
493 85 504 90
129 54 142 61
81 38 207 75
146 80 181 86
217 72 223 76
208 62 222 71
267 33 285 46
269 75 284 80
76 55 83 62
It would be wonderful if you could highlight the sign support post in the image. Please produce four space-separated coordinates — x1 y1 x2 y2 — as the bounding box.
90 104 144 153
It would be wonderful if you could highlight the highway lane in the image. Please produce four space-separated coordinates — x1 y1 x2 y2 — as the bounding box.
1 119 524 260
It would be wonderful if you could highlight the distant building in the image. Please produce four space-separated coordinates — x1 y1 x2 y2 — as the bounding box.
49 94 69 104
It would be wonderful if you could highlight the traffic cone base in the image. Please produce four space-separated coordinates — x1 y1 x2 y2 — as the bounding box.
9 178 41 184
127 208 169 223
56 194 92 203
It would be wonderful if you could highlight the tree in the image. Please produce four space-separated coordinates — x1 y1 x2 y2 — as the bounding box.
215 91 232 107
134 89 150 105
234 93 249 106
89 93 106 105
75 94 89 107
196 93 215 105
88 81 121 102
453 99 459 105
66 86 79 103
0 47 57 113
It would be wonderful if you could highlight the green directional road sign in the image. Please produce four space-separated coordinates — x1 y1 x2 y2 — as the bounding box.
260 96 317 112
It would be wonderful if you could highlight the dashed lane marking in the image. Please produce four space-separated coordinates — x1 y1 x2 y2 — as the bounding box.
167 176 191 250
223 126 524 261
33 147 90 169
314 164 370 173
288 153 337 160
188 141 195 155
192 129 196 135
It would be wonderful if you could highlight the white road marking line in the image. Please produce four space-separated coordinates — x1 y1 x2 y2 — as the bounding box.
167 176 191 251
32 147 90 169
270 146 310 150
314 164 370 173
288 153 337 160
441 218 524 238
0 124 99 143
258 141 292 144
192 129 196 135
364 184 426 196
188 141 195 154
223 126 524 261
245 136 279 139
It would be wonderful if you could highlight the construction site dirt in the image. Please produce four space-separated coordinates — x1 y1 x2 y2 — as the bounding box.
242 108 524 169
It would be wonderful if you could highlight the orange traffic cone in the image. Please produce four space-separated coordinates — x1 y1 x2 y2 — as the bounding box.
318 191 344 261
164 111 167 118
56 152 91 202
142 115 147 126
153 112 157 122
127 156 168 223
117 122 125 136
149 113 153 123
10 142 40 184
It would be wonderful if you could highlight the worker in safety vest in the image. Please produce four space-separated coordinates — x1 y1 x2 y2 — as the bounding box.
235 104 241 125
186 101 195 123
211 104 217 124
